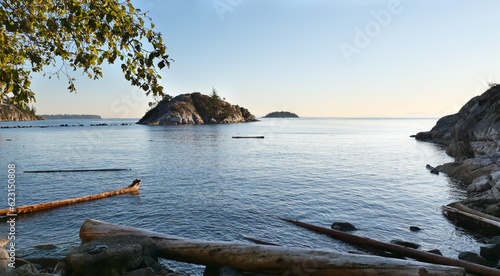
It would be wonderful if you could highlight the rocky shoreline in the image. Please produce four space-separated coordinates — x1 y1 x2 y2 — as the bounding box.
0 104 45 121
415 85 500 217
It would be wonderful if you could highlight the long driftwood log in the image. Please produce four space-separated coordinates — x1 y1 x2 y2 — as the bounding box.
0 179 140 217
279 217 500 276
443 202 500 230
79 219 465 276
24 168 131 173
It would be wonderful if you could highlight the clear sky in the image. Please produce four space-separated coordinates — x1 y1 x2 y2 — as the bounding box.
31 0 500 118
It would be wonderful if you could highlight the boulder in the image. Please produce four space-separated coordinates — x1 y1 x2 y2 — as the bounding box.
458 251 493 267
125 267 157 276
2 263 57 276
66 235 158 276
0 246 11 274
480 243 500 262
390 239 420 249
488 236 500 244
425 249 443 256
330 222 357 232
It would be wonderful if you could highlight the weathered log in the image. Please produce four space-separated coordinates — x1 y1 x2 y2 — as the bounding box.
79 219 465 276
452 202 500 224
279 217 499 276
24 168 131 173
0 179 140 217
442 203 500 231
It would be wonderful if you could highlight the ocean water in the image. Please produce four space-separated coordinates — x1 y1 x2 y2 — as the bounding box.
0 118 484 274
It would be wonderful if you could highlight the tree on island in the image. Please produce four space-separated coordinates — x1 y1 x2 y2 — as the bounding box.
0 0 171 108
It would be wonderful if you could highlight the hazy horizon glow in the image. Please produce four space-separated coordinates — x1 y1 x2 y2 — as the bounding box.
28 0 500 118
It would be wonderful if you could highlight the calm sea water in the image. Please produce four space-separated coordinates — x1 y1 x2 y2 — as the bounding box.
0 118 482 274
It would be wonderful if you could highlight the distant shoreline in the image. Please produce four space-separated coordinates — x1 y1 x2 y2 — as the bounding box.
40 114 102 120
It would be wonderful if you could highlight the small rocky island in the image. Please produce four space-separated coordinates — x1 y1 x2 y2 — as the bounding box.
137 92 257 125
415 84 500 216
263 111 299 118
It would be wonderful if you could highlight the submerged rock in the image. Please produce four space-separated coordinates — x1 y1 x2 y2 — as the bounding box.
331 222 357 232
415 85 500 217
390 239 420 249
137 92 257 125
409 226 422 232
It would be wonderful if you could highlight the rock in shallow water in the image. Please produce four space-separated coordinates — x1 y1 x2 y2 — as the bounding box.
409 226 422 232
330 222 357 232
458 251 493 267
480 243 500 262
390 239 420 249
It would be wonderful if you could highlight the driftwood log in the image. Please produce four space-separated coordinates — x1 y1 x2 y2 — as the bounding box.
0 179 140 217
232 136 265 139
279 217 500 276
24 168 131 173
443 202 500 232
79 219 465 275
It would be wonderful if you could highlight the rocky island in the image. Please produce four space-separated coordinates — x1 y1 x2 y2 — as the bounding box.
263 111 299 118
415 85 500 217
137 92 257 125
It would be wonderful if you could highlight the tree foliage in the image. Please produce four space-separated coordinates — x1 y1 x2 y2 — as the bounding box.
0 0 171 107
207 87 221 113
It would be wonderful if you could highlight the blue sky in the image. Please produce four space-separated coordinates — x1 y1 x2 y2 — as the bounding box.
32 0 500 118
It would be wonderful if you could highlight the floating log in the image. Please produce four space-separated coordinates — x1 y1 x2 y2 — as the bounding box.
0 179 140 217
279 217 499 276
442 202 500 231
79 219 465 275
24 168 131 173
232 136 264 139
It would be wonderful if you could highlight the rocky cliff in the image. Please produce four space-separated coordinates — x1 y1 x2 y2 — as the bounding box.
0 104 45 121
137 92 258 125
415 85 500 216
